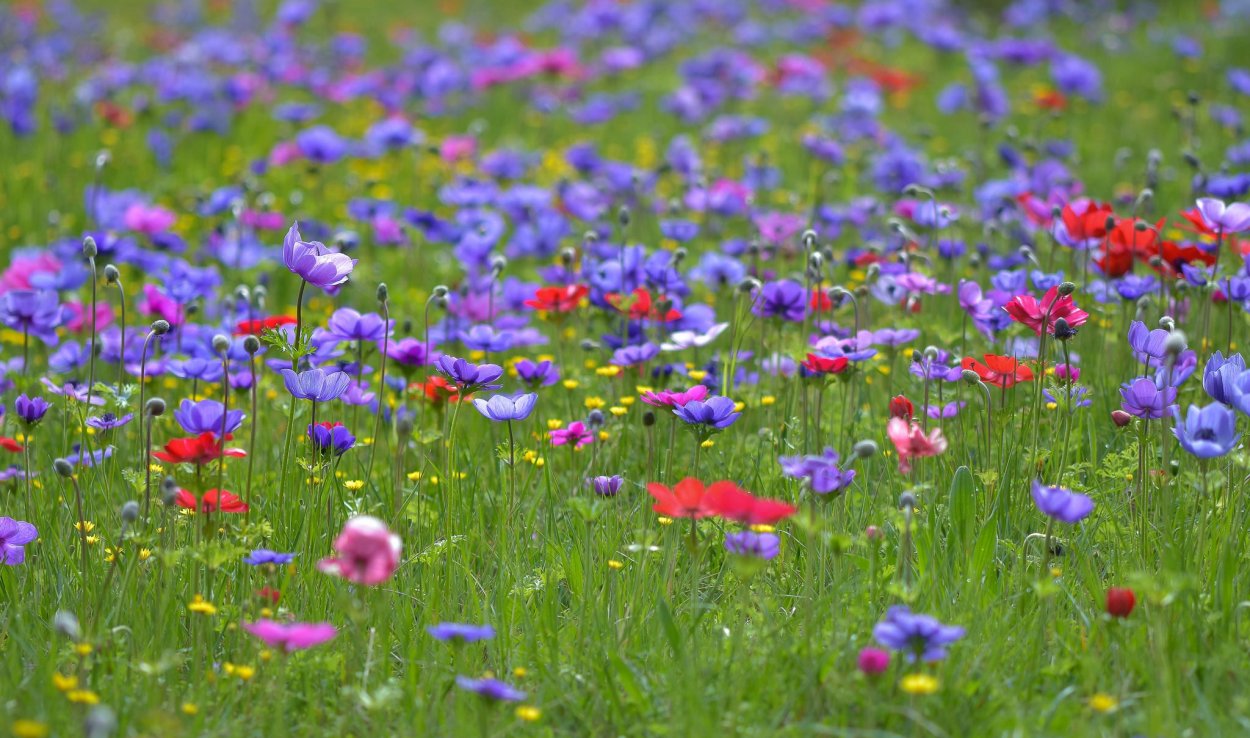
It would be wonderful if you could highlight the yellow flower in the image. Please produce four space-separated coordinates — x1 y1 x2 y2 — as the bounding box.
533 458 545 468
66 690 100 705
700 439 715 449
595 366 621 378
547 418 564 430
74 521 95 533
515 706 542 722
584 396 605 410
609 406 627 417
688 370 708 381
11 719 50 738
1088 693 1118 713
259 650 273 662
74 642 94 657
406 471 422 482
181 703 199 716
233 665 256 681
187 595 217 616
899 674 939 695
657 516 674 526
52 673 79 691
733 401 745 412
138 548 152 561
607 559 624 570
84 535 99 546
619 396 635 406
749 524 775 534
583 358 598 370
598 431 611 441
344 480 364 491
561 379 579 390
513 667 528 678
761 395 776 406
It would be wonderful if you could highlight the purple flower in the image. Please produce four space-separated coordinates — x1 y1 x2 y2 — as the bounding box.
326 308 391 343
550 421 595 449
589 475 623 496
1203 351 1245 405
15 394 49 425
459 325 514 353
169 358 225 383
1119 377 1175 419
307 423 356 456
85 412 134 431
64 444 113 468
872 606 965 662
1127 321 1170 367
1030 480 1094 524
436 355 503 392
724 531 780 559
1173 403 1240 458
386 338 437 368
455 676 526 702
175 399 245 436
472 393 538 422
872 328 920 348
295 126 347 165
925 401 965 419
752 280 806 322
1195 198 1250 235
428 622 496 643
610 342 659 367
778 447 856 495
0 290 63 345
280 368 352 402
0 516 37 565
673 396 741 431
282 223 357 289
244 549 296 566
515 359 559 388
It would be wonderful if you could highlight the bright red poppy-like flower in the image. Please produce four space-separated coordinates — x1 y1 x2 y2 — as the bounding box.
174 488 249 513
961 354 1035 389
1095 217 1166 277
524 284 588 313
606 288 682 323
704 482 797 525
413 375 466 404
809 288 833 313
1060 200 1114 243
1106 587 1136 618
0 437 23 453
802 354 849 375
235 315 297 336
1152 240 1218 276
889 395 914 421
1003 286 1089 336
152 432 247 465
647 478 723 519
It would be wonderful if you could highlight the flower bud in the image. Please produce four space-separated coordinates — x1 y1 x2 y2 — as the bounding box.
1158 316 1175 331
431 285 449 299
736 277 761 294
375 283 388 303
120 501 140 523
586 409 605 429
490 255 508 276
961 369 981 384
1056 281 1076 296
103 264 120 284
853 440 878 459
899 491 917 509
146 398 166 417
865 525 883 540
151 320 171 336
161 476 178 506
234 285 250 301
84 705 117 738
617 206 631 227
211 334 231 354
1164 331 1187 357
801 230 817 249
1110 410 1132 427
53 458 75 477
559 247 577 265
243 335 261 354
82 236 97 259
642 411 656 427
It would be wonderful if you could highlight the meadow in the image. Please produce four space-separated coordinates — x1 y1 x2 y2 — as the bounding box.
2 0 1250 735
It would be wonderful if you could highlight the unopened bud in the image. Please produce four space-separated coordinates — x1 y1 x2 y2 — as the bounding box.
961 369 981 384
120 501 139 523
151 320 170 336
1111 410 1132 427
211 334 230 354
899 492 917 509
82 236 97 258
853 440 878 459
243 335 261 354
161 476 178 506
103 264 120 284
53 458 75 477
1164 332 1187 357
1056 281 1076 296
146 398 166 417
431 285 449 299
376 283 388 303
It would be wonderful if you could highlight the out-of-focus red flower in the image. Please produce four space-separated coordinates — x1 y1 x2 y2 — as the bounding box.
1106 587 1136 618
703 482 797 525
802 354 849 375
256 587 281 604
414 375 466 404
1060 201 1114 243
0 437 23 453
153 433 247 465
235 315 297 336
174 488 249 514
646 478 720 519
962 354 1035 389
606 288 682 323
809 288 833 313
889 395 914 421
524 285 588 313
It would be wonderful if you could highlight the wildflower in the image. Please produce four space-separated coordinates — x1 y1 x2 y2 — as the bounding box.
801 353 850 375
1191 197 1250 235
589 475 623 496
85 412 134 431
0 290 63 345
11 719 49 738
515 706 542 721
307 422 356 457
455 676 526 702
1172 403 1240 458
1003 286 1089 336
174 399 245 437
660 323 729 352
899 674 940 695
872 606 965 662
174 489 249 514
15 395 49 426
1088 693 1119 713
325 308 391 343
752 280 806 322
1202 351 1245 405
235 315 296 336
673 396 741 431
152 432 246 465
0 517 37 565
639 385 707 408
885 418 949 474
427 623 496 643
244 549 296 566
317 516 402 586
961 354 1034 388
65 690 100 705
889 395 914 420
646 478 721 519
1119 377 1175 419
472 393 538 422
1106 587 1136 618
704 483 797 525
280 368 352 402
515 359 560 388
857 648 890 676
282 223 356 289
549 421 594 448
435 355 504 393
606 288 681 322
1031 480 1094 524
187 595 217 615
778 448 856 495
243 620 337 652
524 284 587 312
386 338 438 368
723 531 780 559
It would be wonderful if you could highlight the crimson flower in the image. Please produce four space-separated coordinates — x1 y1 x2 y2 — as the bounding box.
413 376 465 405
152 432 247 465
1106 587 1136 618
1003 286 1089 336
174 488 249 513
234 315 296 336
704 482 797 525
802 354 849 375
0 437 22 453
606 288 681 322
524 285 588 313
889 395 914 420
1059 200 1114 244
961 354 1034 389
646 478 723 519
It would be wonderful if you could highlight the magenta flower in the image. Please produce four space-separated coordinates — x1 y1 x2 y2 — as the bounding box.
282 223 357 289
550 421 595 448
243 619 337 652
1003 286 1088 336
317 516 402 586
640 385 708 408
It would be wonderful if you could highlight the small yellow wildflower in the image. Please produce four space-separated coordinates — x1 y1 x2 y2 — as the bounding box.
584 396 605 410
561 379 579 390
761 395 776 406
344 480 365 491
899 674 939 695
533 458 545 468
547 419 564 430
598 431 611 441
595 366 621 378
406 471 422 482
259 650 273 663
74 521 95 533
74 643 93 657
657 516 674 526
187 595 217 616
84 535 99 546
733 401 745 412
65 690 100 705
700 439 715 449
513 667 528 678
607 559 624 570
233 665 256 681
1088 693 1118 713
52 673 78 692
181 703 199 716
688 370 708 381
138 548 152 561
749 524 775 534
260 607 274 618
619 396 635 406
11 719 50 738
515 706 542 722
609 406 627 417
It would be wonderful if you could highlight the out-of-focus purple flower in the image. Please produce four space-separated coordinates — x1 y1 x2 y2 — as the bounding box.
1 290 63 345
244 549 295 566
752 280 806 322
778 447 856 495
0 516 37 565
1195 198 1250 235
611 342 659 367
175 399 245 436
428 622 495 643
455 676 526 702
386 338 437 368
872 606 965 662
307 422 356 457
472 393 537 422
326 308 391 343
1203 351 1245 405
515 359 559 388
459 325 514 353
86 412 134 431
589 475 623 496
926 402 965 419
724 531 780 559
1030 479 1094 524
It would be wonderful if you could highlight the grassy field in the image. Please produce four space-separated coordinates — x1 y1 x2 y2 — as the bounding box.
2 0 1250 736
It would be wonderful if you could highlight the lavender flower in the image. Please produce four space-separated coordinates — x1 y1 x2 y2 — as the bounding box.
472 393 538 422
174 399 244 436
1030 480 1094 523
15 395 50 426
673 396 741 431
244 549 296 566
0 517 37 565
455 676 526 702
85 412 134 431
436 355 503 393
1173 403 1240 458
0 290 63 345
1202 351 1245 405
872 606 965 662
1119 377 1175 419
307 423 356 456
724 531 780 559
589 475 623 496
280 368 351 402
778 447 856 495
282 223 357 289
428 623 496 643
515 359 559 388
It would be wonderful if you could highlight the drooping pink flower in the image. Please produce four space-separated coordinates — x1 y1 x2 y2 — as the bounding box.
886 417 948 474
1002 286 1089 336
243 619 337 652
640 385 709 408
317 516 402 586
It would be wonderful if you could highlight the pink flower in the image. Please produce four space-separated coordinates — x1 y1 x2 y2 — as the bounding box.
123 203 177 235
857 647 890 675
243 619 337 652
640 385 709 408
886 417 948 474
440 135 476 164
317 516 402 586
64 301 115 333
549 421 595 449
1002 286 1089 337
138 284 184 326
1054 363 1080 382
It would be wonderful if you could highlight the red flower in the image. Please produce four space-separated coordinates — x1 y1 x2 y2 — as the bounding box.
961 354 1034 389
1154 240 1217 276
152 433 247 465
646 478 722 519
1178 207 1218 239
524 285 588 313
235 315 296 336
1106 587 1136 618
704 482 797 525
1003 286 1090 336
1060 201 1114 243
174 488 249 514
606 288 682 323
0 437 23 453
414 375 466 404
802 354 849 375
256 587 281 604
809 288 833 313
889 395 914 421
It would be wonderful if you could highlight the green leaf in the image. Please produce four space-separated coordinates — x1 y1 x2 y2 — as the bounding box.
654 596 682 657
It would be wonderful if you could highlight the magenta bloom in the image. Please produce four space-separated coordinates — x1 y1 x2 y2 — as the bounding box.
317 516 402 586
640 385 709 408
550 421 595 448
244 620 337 652
857 647 890 676
282 223 357 289
1002 286 1088 336
123 203 177 235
